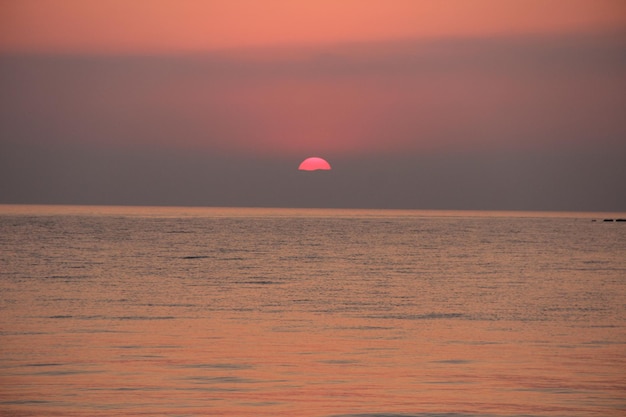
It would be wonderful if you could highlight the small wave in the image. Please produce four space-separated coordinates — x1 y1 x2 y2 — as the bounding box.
32 369 102 376
318 359 360 365
328 413 497 417
1 400 54 405
367 312 467 320
181 375 258 385
47 315 175 320
141 303 196 307
23 363 62 367
175 363 253 370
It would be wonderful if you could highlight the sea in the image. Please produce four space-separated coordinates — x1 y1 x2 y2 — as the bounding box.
1 205 625 417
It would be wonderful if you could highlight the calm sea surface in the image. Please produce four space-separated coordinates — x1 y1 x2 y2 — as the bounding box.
1 205 625 417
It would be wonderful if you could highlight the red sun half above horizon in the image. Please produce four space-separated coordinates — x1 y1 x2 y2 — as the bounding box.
298 157 332 171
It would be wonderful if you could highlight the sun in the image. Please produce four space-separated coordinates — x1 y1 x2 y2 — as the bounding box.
298 157 331 171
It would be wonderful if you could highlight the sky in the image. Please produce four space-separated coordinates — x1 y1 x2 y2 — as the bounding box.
1 0 625 211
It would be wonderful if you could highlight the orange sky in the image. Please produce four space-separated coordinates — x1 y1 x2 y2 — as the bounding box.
1 0 625 53
1 0 626 210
